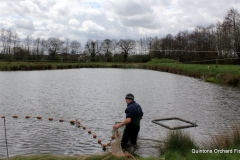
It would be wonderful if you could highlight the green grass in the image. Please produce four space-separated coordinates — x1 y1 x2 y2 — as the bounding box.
232 124 240 147
0 153 159 160
162 150 240 160
1 154 79 160
148 58 177 64
145 61 240 86
159 124 240 160
161 130 198 156
146 62 240 76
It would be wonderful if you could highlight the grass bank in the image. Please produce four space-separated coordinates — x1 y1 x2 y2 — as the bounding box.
0 153 158 160
159 124 240 160
0 60 240 87
145 63 240 86
146 58 240 87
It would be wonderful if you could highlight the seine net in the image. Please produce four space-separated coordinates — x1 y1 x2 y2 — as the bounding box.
110 129 124 156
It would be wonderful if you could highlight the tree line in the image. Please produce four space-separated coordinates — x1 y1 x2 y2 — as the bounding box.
1 8 240 64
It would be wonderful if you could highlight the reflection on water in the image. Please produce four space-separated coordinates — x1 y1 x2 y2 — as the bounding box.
0 68 240 158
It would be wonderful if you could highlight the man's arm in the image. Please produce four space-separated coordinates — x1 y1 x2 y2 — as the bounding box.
113 118 131 129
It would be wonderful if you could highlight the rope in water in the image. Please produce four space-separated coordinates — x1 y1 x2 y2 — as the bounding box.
1 115 133 159
1 115 112 149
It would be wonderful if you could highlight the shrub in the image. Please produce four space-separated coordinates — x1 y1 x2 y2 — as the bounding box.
231 123 240 147
10 65 19 71
205 77 216 83
204 134 232 150
148 58 177 64
203 123 240 150
47 64 53 69
163 130 198 155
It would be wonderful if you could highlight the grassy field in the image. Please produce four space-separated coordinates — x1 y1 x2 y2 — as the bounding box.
162 151 240 160
0 153 158 160
146 58 240 86
2 152 240 160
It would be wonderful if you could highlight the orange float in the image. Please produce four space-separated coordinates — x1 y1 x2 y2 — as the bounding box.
1 116 5 118
37 116 42 119
111 135 115 140
70 120 75 125
88 130 92 134
59 119 64 122
13 115 18 118
25 115 30 119
82 126 86 130
49 117 53 121
125 153 131 158
102 143 107 149
93 134 97 138
98 139 102 144
107 142 111 146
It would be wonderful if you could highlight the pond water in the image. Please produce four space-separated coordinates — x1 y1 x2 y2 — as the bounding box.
0 68 240 158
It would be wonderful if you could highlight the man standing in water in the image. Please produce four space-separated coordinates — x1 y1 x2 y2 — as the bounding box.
113 93 144 149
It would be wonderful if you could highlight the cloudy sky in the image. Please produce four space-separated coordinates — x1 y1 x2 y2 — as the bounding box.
1 0 240 45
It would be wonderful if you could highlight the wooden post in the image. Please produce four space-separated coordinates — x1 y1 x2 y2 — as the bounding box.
3 118 9 159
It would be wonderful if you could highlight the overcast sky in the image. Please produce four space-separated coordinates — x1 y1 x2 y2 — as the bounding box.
1 0 240 45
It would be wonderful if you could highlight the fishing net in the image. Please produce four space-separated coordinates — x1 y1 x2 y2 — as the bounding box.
110 129 125 157
74 129 126 160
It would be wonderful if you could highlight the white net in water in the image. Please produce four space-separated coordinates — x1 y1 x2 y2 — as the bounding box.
110 130 124 156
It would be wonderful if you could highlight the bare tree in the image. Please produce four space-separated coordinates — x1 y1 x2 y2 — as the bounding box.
6 29 13 56
111 39 118 62
138 38 148 55
45 37 64 60
12 31 20 56
101 39 112 62
85 39 101 62
1 28 8 55
151 36 162 58
224 8 240 59
63 38 70 54
118 39 136 62
0 29 18 58
70 40 81 54
40 39 46 59
216 21 223 57
161 34 173 56
25 35 32 58
34 37 41 60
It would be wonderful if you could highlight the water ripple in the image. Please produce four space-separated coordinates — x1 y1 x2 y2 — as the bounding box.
0 69 240 158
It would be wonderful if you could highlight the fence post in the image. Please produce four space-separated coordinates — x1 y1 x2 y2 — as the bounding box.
3 117 9 159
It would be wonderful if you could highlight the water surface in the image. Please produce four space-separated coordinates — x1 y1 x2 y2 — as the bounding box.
0 68 240 158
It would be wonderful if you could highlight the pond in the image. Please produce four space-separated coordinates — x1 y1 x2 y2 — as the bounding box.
0 68 240 158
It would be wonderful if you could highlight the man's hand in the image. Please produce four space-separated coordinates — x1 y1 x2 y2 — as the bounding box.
113 118 131 129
